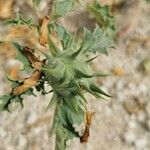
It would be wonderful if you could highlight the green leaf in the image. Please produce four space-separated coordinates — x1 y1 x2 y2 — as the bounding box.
87 3 116 38
4 14 33 28
0 87 36 111
32 0 41 7
0 94 12 111
12 42 33 72
45 92 58 111
145 0 150 3
52 23 72 50
81 25 114 54
50 98 84 150
47 32 61 56
53 0 76 18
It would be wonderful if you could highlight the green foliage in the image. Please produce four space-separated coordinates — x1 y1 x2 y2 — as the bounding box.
4 14 33 28
41 23 112 148
145 0 150 3
13 42 33 72
87 3 116 38
51 23 72 50
32 0 41 7
82 25 114 54
52 98 83 150
0 2 116 150
53 0 76 18
0 79 35 111
0 94 12 111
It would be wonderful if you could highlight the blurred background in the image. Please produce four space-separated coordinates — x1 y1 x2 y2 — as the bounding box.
0 0 150 150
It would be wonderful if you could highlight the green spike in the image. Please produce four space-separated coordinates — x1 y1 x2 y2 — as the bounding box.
94 72 110 77
79 82 99 98
41 52 53 60
75 69 93 78
79 98 87 111
70 44 83 58
79 82 109 101
68 28 78 49
74 82 87 102
86 55 99 63
47 34 61 56
45 92 58 111
90 84 111 97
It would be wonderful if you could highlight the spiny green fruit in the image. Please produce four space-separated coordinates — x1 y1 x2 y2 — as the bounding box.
38 23 112 150
0 23 113 150
0 11 115 149
42 45 109 100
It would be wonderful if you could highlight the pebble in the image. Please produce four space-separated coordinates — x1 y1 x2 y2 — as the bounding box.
134 138 147 150
136 111 147 123
18 135 27 147
123 131 136 144
0 128 7 138
128 120 139 129
26 112 38 124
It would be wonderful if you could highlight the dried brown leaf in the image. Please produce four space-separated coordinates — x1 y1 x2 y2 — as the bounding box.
11 46 45 95
39 16 49 47
0 42 16 58
112 67 125 76
24 47 45 69
0 0 14 19
80 111 95 143
12 70 42 95
5 26 38 48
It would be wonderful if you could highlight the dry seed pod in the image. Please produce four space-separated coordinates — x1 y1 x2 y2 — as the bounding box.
39 16 49 47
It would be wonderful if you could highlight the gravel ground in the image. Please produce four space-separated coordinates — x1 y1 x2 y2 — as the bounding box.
0 0 150 150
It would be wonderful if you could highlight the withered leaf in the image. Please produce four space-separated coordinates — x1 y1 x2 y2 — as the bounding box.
24 47 45 69
80 111 95 143
39 16 49 47
0 0 14 19
12 70 42 95
0 42 16 58
4 26 38 48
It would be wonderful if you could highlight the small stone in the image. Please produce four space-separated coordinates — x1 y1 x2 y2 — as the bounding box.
137 111 146 123
134 139 147 150
0 128 7 138
26 112 37 124
128 120 138 129
146 103 150 116
104 106 113 116
123 131 136 144
18 135 27 147
124 97 145 114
